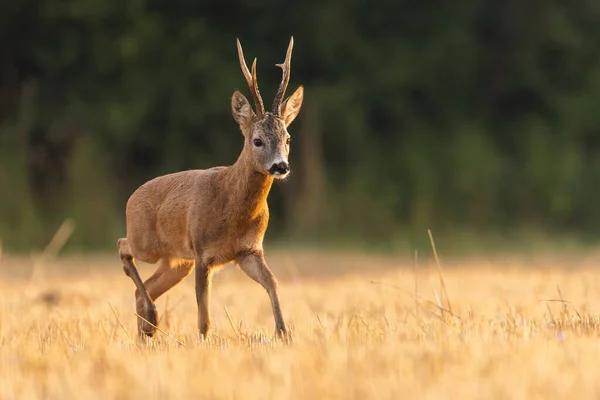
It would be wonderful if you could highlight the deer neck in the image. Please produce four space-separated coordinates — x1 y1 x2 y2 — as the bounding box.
224 148 274 219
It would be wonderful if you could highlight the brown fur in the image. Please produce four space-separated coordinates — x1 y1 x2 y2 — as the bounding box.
117 37 303 340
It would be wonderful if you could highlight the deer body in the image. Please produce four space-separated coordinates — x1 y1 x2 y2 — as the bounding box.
117 37 303 339
125 165 270 264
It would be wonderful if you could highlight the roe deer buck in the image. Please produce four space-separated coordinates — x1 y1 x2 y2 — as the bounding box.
117 37 303 340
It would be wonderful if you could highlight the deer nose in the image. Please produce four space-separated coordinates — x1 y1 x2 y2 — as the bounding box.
270 162 289 174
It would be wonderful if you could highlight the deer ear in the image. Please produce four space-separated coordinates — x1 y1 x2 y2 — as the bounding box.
231 90 255 127
280 85 304 127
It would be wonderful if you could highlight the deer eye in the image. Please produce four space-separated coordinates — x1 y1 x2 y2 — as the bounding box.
286 137 291 145
253 139 263 147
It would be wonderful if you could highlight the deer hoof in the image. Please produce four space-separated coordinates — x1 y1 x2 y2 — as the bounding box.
276 325 291 343
136 302 158 337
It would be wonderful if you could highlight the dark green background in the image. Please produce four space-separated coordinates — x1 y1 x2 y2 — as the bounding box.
2 0 599 254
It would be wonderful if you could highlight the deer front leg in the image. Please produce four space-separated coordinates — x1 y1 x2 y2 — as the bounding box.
117 238 158 337
195 260 213 340
236 249 288 338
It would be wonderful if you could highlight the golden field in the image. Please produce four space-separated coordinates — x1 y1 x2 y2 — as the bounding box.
1 247 600 399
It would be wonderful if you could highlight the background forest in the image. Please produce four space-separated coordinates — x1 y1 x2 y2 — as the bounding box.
1 0 600 253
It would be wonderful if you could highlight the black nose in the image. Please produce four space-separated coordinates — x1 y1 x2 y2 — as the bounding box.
269 162 289 174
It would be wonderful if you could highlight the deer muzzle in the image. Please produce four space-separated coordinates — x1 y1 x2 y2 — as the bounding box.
268 161 290 177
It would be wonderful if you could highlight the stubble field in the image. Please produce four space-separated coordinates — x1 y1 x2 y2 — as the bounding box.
1 247 600 399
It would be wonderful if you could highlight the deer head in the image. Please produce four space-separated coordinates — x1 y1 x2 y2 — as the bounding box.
231 37 304 180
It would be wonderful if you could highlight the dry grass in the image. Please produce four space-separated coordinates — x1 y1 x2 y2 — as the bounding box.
1 247 600 399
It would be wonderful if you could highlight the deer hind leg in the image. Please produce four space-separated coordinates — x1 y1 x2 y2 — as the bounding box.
144 258 195 302
130 258 195 336
236 250 288 338
117 237 158 337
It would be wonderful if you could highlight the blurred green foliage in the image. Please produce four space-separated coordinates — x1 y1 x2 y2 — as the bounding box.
1 0 600 253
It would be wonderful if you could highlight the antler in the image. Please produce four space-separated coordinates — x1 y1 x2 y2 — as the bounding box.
236 38 265 117
272 36 294 116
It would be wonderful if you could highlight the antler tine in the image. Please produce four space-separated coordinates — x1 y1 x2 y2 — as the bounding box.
250 58 265 116
236 38 264 117
236 39 252 85
272 36 294 115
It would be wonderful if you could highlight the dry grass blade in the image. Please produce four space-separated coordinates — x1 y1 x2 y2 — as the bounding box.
571 305 583 321
52 320 77 351
134 313 186 347
539 295 582 321
315 313 328 335
429 278 442 308
30 218 75 282
347 312 356 330
43 218 76 258
354 312 372 334
538 299 572 303
429 279 446 320
224 306 241 339
556 285 570 319
370 280 461 321
556 285 566 317
108 302 137 348
428 229 453 314
414 249 419 321
546 303 556 327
